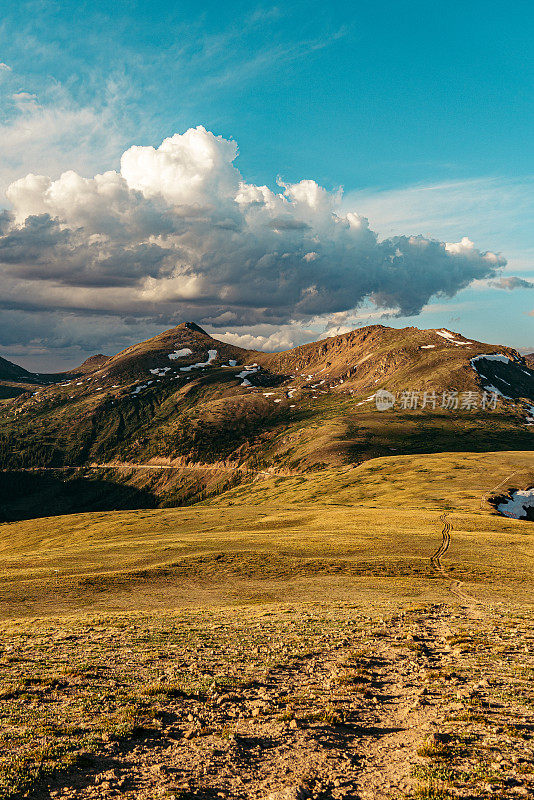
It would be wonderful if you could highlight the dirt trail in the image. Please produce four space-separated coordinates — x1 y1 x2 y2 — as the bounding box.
1 460 299 480
32 601 534 800
338 604 455 799
429 512 480 609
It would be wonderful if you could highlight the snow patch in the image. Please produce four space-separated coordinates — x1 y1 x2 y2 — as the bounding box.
131 381 153 395
150 367 171 376
420 344 436 349
168 348 193 360
497 488 534 519
434 329 472 345
237 364 259 386
179 350 217 371
483 384 512 400
471 353 511 365
470 354 516 393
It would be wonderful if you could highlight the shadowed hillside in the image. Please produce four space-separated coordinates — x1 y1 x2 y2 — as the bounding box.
0 471 159 522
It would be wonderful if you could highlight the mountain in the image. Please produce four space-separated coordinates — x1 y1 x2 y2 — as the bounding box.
0 322 532 517
0 351 111 397
82 322 249 382
0 354 46 399
66 354 110 374
0 354 37 383
255 325 529 395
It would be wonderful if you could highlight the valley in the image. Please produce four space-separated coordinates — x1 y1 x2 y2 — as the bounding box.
0 323 532 799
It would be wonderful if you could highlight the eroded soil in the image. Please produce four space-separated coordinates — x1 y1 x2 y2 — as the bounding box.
0 599 532 800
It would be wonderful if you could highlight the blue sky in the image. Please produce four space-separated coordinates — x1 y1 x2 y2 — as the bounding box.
0 0 533 368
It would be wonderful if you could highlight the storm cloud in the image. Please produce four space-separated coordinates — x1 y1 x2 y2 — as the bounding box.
0 126 506 362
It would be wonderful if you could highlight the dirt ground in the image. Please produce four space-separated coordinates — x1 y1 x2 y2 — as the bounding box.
0 457 532 799
0 587 532 800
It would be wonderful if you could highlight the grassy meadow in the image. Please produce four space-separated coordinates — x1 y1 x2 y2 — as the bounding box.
0 449 533 799
0 450 532 619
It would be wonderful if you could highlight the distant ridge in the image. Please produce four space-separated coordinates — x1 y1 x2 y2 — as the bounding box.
1 321 532 479
0 354 38 383
67 354 110 374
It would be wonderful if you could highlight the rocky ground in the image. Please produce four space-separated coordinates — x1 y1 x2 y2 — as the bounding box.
0 598 532 800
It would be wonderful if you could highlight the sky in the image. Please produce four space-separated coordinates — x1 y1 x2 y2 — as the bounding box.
0 0 533 370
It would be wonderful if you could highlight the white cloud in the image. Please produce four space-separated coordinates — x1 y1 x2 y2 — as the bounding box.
345 176 533 274
0 127 506 355
215 325 316 352
120 128 240 207
0 63 12 72
0 86 128 203
318 325 355 339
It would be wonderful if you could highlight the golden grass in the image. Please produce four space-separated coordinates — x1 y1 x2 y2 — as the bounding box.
0 450 532 618
209 449 534 512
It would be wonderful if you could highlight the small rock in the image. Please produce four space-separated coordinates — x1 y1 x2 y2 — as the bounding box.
289 718 298 729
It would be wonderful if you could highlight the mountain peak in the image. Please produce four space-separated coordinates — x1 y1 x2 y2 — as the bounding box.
180 322 208 334
68 354 110 374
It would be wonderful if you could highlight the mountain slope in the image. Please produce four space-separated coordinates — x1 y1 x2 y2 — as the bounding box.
255 325 528 396
66 354 110 374
0 355 37 383
0 324 532 488
0 354 47 399
82 322 250 382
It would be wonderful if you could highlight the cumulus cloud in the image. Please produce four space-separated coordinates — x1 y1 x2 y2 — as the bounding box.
318 325 355 340
491 276 534 290
215 325 316 352
0 126 506 360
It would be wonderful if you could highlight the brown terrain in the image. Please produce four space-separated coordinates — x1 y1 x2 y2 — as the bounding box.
0 324 532 800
